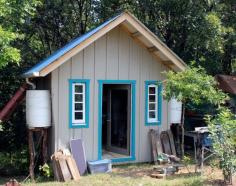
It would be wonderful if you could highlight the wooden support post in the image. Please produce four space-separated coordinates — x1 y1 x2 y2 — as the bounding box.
42 128 48 164
28 130 34 180
28 127 49 181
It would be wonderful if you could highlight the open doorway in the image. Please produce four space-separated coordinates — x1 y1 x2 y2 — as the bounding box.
102 84 131 159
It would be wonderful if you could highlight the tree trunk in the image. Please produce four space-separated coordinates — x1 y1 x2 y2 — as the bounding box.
181 104 185 159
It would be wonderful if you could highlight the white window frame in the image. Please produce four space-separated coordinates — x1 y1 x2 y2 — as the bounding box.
147 84 158 123
72 83 86 124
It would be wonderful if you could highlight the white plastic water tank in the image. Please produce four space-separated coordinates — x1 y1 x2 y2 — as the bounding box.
26 90 51 128
169 98 182 124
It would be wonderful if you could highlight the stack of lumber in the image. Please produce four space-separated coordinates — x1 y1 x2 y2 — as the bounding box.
149 129 179 164
51 149 80 182
149 129 183 179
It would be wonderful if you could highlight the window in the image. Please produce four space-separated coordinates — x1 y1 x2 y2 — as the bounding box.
145 81 162 125
69 79 90 128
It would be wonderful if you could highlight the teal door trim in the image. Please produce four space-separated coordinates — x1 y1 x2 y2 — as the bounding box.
98 80 136 163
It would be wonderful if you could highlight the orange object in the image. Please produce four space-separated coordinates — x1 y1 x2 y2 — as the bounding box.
4 179 21 186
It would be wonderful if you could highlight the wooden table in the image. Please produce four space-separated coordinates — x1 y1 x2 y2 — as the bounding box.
185 129 214 173
184 131 198 161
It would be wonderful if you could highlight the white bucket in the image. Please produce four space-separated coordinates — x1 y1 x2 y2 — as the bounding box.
169 98 182 124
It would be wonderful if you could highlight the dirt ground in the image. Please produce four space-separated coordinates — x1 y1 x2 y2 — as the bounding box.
112 163 225 185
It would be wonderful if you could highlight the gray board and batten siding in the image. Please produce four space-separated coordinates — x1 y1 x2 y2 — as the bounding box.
50 26 170 163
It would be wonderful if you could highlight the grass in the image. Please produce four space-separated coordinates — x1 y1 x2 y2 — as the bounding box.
23 174 204 186
1 163 224 186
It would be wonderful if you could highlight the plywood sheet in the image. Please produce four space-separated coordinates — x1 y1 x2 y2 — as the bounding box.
70 139 87 175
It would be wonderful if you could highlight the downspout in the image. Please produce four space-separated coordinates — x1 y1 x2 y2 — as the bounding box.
0 78 37 123
0 83 28 123
26 78 36 90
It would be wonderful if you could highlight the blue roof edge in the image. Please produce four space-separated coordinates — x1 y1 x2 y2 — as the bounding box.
23 13 123 77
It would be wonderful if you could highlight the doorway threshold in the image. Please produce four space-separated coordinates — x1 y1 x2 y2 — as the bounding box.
102 149 125 159
102 149 135 163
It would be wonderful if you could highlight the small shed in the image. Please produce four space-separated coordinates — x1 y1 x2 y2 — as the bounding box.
215 74 236 113
23 12 187 163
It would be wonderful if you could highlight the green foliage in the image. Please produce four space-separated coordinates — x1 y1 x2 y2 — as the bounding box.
39 163 52 178
206 107 236 179
0 24 20 68
0 149 28 176
183 155 192 165
163 67 228 105
0 0 41 68
126 0 235 75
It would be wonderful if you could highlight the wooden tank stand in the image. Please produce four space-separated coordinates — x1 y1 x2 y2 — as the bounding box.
28 127 49 180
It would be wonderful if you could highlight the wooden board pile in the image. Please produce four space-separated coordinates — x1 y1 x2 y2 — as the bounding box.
51 149 80 182
149 129 183 179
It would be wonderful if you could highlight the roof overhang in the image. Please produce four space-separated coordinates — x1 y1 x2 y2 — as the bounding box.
23 11 187 78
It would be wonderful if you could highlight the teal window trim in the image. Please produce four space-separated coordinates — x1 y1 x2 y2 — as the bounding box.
69 79 90 128
145 80 162 126
98 80 136 163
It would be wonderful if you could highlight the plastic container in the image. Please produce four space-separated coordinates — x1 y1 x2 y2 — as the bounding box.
26 90 51 128
169 98 182 124
87 159 112 174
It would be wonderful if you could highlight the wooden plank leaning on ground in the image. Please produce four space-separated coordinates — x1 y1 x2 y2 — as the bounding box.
167 129 177 156
155 129 163 156
66 155 81 181
51 153 62 181
51 151 72 182
149 129 158 163
51 150 80 182
160 131 172 155
149 129 164 164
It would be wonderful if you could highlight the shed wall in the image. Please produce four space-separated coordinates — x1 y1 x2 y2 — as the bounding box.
51 26 170 162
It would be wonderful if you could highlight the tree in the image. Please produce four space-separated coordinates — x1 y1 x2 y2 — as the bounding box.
163 67 227 157
206 108 236 184
0 1 20 68
0 0 41 174
23 0 97 58
97 0 235 75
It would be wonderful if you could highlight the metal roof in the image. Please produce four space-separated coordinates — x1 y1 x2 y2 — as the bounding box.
23 13 122 77
23 11 187 77
215 74 236 95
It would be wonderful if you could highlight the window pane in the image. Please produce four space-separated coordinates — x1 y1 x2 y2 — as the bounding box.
149 86 156 94
149 103 156 110
149 95 156 102
75 94 83 102
149 111 156 119
75 112 83 120
75 103 83 110
75 85 83 93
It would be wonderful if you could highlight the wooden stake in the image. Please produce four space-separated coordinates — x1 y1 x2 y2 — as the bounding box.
181 105 185 159
42 128 48 164
28 130 34 180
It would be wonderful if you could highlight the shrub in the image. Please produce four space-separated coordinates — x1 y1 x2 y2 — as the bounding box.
206 107 236 183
